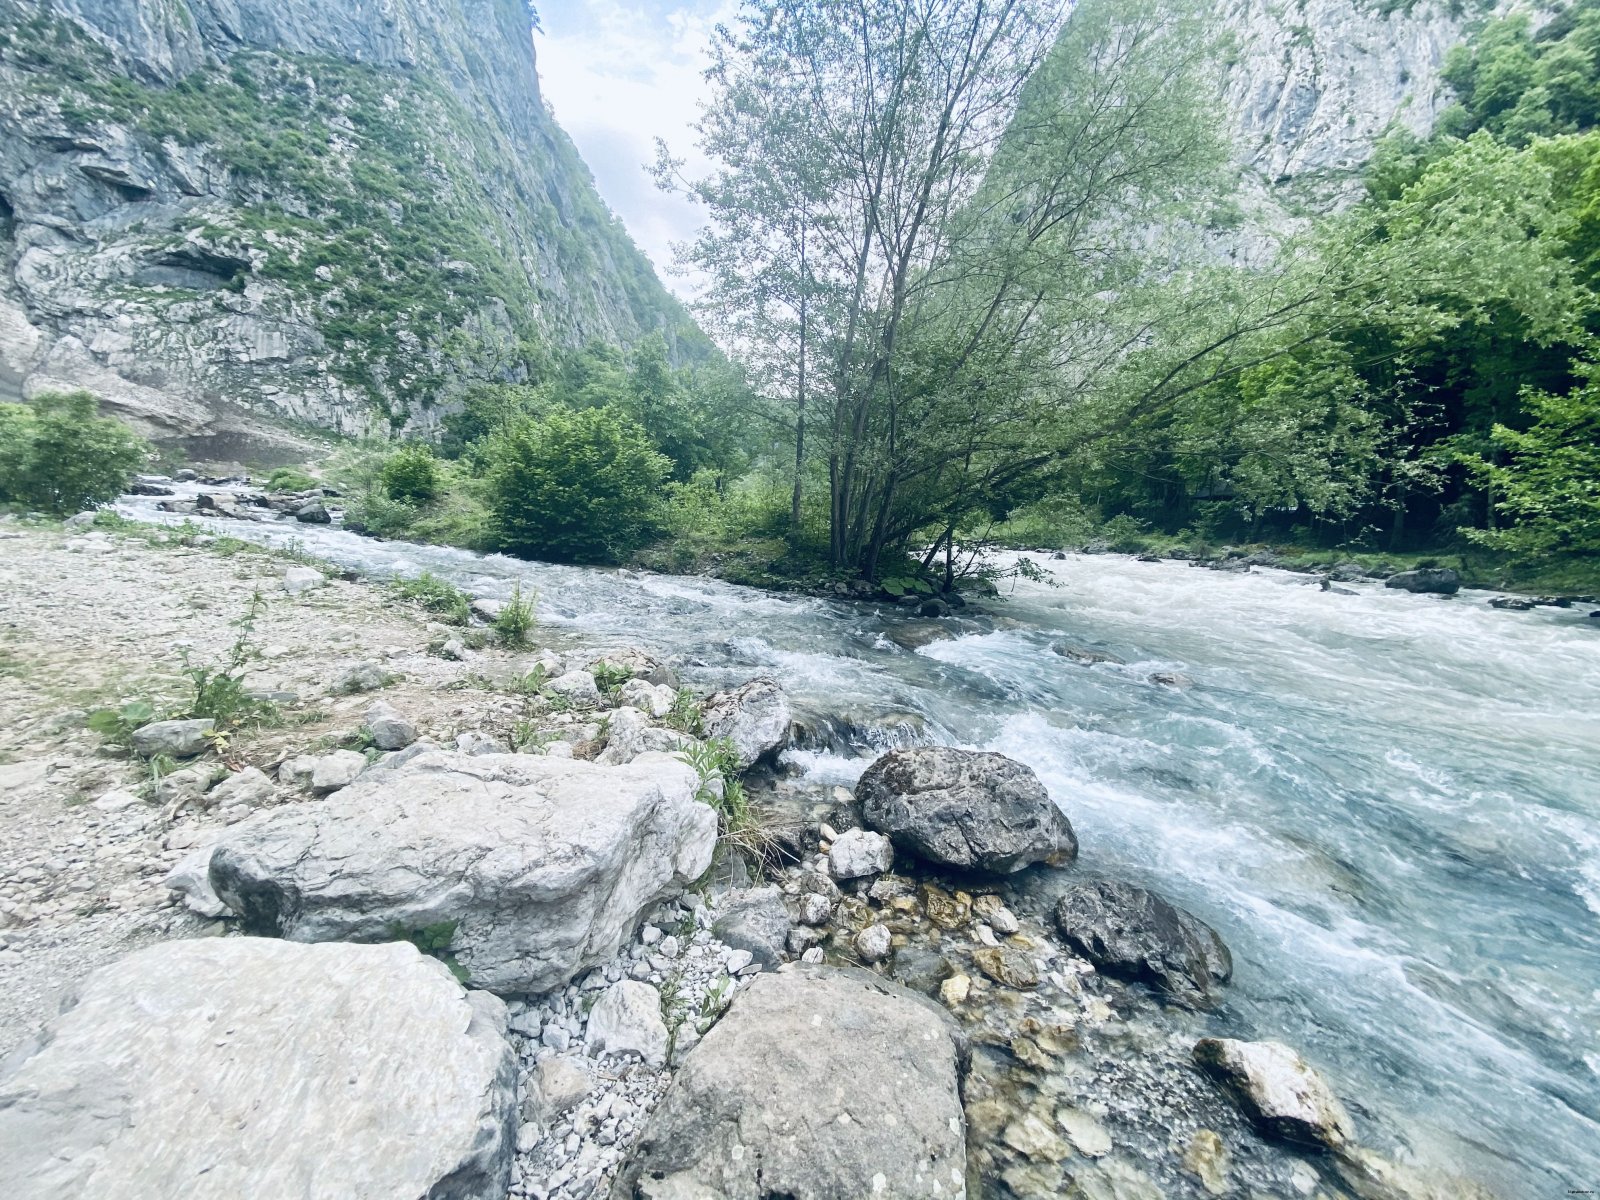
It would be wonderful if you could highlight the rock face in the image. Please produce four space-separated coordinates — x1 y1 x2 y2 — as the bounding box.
1192 1037 1355 1150
1384 567 1462 595
1053 880 1233 1008
0 937 516 1200
857 747 1078 874
700 677 792 769
611 966 966 1199
175 750 717 994
0 0 704 453
1208 0 1502 266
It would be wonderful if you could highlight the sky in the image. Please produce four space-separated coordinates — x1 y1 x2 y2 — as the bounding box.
535 1 737 299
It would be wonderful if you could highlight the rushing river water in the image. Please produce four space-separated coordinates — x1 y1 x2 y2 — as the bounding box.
121 491 1600 1197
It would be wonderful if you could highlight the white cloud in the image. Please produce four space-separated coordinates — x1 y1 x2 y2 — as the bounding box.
535 1 736 299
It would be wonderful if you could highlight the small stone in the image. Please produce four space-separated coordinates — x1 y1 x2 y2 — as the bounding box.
131 719 214 759
333 661 389 694
854 923 892 964
972 946 1038 989
939 974 971 1006
920 883 971 930
1003 1113 1070 1162
1057 1107 1112 1157
209 767 275 809
585 980 668 1066
536 1057 592 1118
310 750 365 794
640 924 663 945
975 923 999 947
91 789 141 813
282 566 326 595
365 701 417 751
542 1025 571 1052
799 892 832 925
800 947 824 964
1181 1129 1230 1195
723 949 753 975
658 935 680 959
828 828 893 879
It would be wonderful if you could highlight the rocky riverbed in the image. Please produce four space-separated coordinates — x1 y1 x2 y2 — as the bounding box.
0 513 1532 1199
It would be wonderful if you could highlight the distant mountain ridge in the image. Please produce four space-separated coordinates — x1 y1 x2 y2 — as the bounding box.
0 0 704 456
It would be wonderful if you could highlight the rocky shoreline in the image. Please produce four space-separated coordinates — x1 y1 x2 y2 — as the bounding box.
0 511 1504 1199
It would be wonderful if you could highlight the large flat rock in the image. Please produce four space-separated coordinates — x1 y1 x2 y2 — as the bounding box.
184 751 716 994
0 938 515 1200
612 965 967 1199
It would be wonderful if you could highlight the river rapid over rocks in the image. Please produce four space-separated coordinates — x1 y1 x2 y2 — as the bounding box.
119 487 1600 1197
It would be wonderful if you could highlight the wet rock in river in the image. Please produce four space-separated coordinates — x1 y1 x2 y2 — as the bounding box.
1052 879 1232 1008
700 676 792 768
1052 642 1126 665
858 746 1078 874
1192 1036 1354 1150
1384 567 1460 595
973 945 1040 989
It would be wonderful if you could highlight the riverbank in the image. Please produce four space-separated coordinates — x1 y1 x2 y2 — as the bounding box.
0 516 1515 1200
9 485 1597 1198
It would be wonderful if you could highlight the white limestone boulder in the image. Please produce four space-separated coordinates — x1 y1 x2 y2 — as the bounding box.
0 938 515 1200
178 751 716 994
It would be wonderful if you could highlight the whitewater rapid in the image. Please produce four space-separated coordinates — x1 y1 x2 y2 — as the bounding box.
120 492 1600 1195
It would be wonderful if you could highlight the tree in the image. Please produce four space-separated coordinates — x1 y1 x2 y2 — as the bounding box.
486 407 670 563
672 0 1242 579
0 392 147 514
1469 360 1600 556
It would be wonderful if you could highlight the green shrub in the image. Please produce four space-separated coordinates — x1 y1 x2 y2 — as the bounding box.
487 407 669 563
392 571 471 624
380 443 441 505
0 393 147 514
494 582 536 645
266 467 319 492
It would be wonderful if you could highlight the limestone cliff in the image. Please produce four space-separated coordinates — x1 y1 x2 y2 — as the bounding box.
0 0 704 456
1216 0 1506 251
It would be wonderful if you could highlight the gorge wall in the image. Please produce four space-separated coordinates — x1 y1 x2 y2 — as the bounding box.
0 0 1500 454
0 0 703 456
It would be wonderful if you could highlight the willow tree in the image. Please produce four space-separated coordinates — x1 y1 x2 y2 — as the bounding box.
669 0 1244 577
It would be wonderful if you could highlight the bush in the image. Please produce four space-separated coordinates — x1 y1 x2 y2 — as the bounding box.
266 467 319 492
0 392 147 514
487 407 669 563
380 443 441 504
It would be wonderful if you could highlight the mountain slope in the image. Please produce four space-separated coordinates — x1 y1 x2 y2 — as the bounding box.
0 0 704 454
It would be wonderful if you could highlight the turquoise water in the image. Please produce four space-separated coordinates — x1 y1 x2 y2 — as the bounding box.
123 492 1600 1195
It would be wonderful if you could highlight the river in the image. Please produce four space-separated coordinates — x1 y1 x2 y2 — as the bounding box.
120 490 1600 1197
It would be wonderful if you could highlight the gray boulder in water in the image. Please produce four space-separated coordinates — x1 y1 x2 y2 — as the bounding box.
1384 567 1460 595
176 750 716 994
700 676 792 769
610 965 965 1199
1053 879 1232 1008
857 746 1078 874
0 938 516 1200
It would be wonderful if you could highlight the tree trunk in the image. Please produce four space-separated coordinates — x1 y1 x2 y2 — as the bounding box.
790 221 808 535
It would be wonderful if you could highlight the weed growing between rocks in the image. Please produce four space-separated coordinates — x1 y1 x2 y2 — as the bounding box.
390 919 469 984
495 582 537 645
177 591 278 734
85 700 156 750
392 571 471 625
